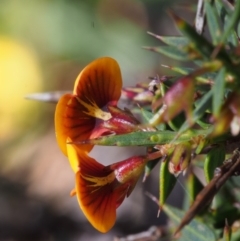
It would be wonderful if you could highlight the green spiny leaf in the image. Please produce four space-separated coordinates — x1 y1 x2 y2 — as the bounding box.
215 0 233 16
143 146 161 182
204 145 226 183
143 158 160 182
159 157 176 209
227 30 239 48
205 0 221 45
147 32 189 47
215 0 239 47
170 12 214 60
196 119 212 130
238 21 240 38
184 171 204 209
177 89 213 135
140 108 154 122
143 46 190 61
140 107 166 131
161 65 194 75
162 65 216 85
170 12 239 78
163 205 216 241
220 0 240 44
210 183 240 231
213 68 226 117
158 36 189 47
79 129 209 147
168 113 186 131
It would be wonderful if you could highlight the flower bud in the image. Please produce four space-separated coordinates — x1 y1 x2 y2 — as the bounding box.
168 143 192 176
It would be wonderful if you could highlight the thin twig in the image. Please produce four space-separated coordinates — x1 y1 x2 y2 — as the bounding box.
25 91 71 103
174 148 240 236
114 225 164 241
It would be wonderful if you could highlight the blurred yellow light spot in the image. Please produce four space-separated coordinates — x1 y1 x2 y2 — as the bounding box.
0 36 42 140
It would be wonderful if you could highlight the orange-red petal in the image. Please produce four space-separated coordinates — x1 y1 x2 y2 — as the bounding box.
55 94 94 155
67 145 144 232
55 94 72 155
73 57 122 108
74 150 117 233
55 57 122 155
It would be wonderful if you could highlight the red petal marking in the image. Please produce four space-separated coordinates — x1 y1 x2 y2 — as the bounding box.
73 57 122 109
74 152 118 233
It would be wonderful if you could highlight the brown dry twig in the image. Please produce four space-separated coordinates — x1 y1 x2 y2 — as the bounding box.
174 148 240 236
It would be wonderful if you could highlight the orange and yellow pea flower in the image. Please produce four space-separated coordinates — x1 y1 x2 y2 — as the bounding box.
55 57 122 156
68 144 147 233
55 57 145 232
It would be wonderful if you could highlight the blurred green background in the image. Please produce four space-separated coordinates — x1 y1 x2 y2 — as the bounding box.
0 0 192 240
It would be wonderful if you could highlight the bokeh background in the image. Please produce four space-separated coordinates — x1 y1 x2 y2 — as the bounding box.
0 0 195 240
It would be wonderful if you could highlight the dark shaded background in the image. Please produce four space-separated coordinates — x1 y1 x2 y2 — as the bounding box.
0 0 195 240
